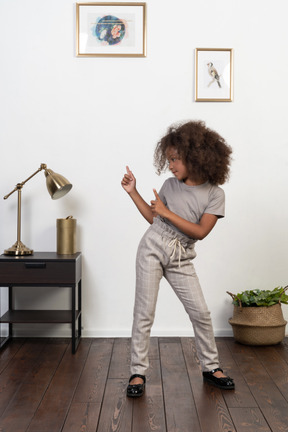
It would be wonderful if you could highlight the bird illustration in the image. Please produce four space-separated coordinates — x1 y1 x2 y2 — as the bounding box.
207 62 221 88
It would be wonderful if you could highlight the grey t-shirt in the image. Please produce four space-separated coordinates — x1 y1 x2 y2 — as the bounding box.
157 177 225 240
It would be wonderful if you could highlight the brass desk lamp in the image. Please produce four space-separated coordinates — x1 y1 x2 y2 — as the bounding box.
3 163 72 256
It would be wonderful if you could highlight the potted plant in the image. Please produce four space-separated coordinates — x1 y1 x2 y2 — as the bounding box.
227 286 288 345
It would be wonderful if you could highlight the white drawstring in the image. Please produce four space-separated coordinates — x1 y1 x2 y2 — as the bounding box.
168 238 186 267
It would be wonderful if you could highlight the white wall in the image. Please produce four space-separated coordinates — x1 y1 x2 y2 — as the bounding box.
0 0 288 338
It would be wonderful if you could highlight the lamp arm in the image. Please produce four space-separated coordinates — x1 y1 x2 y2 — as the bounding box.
3 163 47 200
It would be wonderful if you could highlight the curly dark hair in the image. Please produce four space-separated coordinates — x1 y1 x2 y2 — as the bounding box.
154 120 232 185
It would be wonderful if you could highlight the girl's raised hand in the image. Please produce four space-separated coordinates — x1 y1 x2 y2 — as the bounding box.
150 189 167 218
121 166 136 194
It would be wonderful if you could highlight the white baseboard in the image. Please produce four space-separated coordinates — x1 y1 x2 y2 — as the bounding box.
8 325 234 338
11 324 71 338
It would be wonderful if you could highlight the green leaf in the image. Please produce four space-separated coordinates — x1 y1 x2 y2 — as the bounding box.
228 286 288 307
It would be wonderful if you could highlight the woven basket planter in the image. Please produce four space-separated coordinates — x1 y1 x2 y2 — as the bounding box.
229 303 287 345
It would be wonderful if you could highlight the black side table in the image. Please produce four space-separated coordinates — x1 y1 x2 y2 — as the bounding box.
0 252 82 353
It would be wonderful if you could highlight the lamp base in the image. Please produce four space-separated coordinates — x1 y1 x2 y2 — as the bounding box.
4 240 33 256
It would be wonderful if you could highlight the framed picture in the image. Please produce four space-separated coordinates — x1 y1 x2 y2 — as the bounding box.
195 48 233 102
76 2 146 57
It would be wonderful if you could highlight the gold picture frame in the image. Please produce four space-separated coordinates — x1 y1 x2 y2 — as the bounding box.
195 48 233 102
76 2 146 57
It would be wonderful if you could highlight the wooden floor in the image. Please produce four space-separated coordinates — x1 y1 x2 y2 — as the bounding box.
1 337 288 432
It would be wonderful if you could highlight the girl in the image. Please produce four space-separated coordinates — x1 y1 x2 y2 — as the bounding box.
121 120 234 397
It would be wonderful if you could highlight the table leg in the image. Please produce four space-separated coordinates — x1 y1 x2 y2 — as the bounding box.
0 286 12 349
72 284 76 353
71 280 82 354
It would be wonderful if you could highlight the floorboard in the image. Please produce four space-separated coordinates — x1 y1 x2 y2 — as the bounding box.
0 337 288 432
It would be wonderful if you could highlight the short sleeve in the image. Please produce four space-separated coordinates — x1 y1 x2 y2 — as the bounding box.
158 180 168 206
204 187 225 218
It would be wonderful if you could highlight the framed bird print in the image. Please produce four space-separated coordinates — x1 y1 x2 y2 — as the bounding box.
76 2 147 57
195 48 233 102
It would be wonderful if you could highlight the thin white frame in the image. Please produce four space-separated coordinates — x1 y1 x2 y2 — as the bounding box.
76 2 146 57
195 48 233 102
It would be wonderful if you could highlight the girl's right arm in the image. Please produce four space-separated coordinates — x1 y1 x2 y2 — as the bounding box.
121 166 154 224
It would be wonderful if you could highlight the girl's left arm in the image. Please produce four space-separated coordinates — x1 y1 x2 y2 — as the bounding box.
151 189 218 240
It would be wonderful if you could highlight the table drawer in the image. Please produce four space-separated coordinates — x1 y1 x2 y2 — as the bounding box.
0 261 76 285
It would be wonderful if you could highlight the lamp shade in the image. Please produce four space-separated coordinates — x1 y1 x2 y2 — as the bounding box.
45 169 73 200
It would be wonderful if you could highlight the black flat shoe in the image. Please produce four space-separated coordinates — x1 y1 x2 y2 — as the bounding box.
126 374 146 398
202 368 235 390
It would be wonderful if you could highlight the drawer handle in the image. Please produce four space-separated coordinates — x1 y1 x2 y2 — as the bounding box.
25 263 46 269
